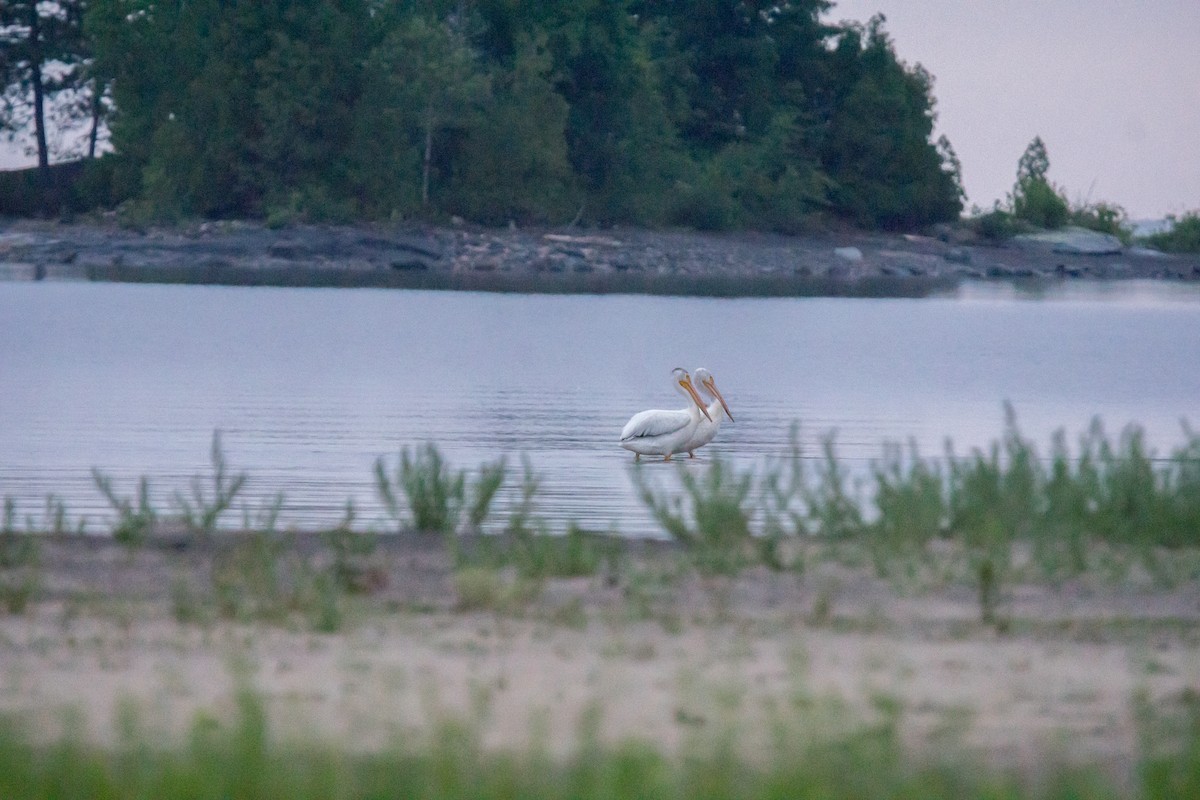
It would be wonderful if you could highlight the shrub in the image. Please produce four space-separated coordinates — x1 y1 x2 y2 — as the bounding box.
971 208 1021 241
1012 177 1069 229
1070 201 1132 243
1144 211 1200 254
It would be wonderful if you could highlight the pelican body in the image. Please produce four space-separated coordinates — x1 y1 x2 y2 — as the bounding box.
678 367 734 457
620 368 712 461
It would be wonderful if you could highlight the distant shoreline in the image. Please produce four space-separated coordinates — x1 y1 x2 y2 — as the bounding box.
1 218 1198 295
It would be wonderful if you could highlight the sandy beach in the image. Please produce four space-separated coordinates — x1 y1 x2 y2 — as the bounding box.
2 532 1197 789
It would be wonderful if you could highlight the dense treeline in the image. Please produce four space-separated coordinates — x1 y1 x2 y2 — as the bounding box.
4 1 964 230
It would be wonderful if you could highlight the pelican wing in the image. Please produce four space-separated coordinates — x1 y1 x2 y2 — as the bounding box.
620 408 691 442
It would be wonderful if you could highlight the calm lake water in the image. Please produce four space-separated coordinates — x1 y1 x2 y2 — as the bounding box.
2 280 1199 536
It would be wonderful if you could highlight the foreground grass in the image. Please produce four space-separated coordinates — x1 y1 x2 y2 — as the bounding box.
2 414 1199 798
0 683 1197 800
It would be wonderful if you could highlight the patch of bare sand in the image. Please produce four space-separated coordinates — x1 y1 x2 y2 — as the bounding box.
1 536 1198 787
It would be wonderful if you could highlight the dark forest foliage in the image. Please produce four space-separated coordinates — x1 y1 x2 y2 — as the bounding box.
4 1 964 229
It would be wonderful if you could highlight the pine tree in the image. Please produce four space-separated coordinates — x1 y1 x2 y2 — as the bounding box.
1011 136 1068 228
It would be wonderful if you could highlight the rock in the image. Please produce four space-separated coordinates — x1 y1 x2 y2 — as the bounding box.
929 223 955 242
834 246 863 262
944 247 972 265
1127 246 1169 258
268 242 304 259
1014 226 1123 255
0 262 42 280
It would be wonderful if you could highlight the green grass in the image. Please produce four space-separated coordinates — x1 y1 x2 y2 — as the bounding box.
631 407 1200 621
639 407 1199 570
0 683 1197 799
8 412 1199 625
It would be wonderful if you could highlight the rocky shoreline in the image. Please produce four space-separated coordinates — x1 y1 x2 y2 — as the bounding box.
2 217 1198 295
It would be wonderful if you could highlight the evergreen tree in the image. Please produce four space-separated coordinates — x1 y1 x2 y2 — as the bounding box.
1011 135 1068 228
820 17 961 228
446 33 578 224
57 0 967 229
252 0 369 218
356 9 490 216
538 0 686 223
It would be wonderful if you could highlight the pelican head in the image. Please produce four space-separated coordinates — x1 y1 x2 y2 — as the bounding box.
672 367 713 421
692 367 733 421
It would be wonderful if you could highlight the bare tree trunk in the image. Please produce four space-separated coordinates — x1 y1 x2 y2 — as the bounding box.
27 4 50 173
87 79 102 159
422 117 433 207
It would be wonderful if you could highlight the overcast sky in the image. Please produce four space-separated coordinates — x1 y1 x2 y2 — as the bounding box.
3 1 1197 220
829 0 1200 219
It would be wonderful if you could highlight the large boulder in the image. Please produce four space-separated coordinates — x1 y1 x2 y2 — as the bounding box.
1013 226 1123 255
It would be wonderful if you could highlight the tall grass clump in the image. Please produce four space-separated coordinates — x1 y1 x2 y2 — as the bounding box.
801 432 866 540
457 456 615 583
633 457 755 575
637 408 1200 588
376 444 464 534
93 431 248 544
0 498 41 614
468 457 508 529
173 430 247 537
497 456 585 578
183 523 357 633
876 408 1200 584
92 471 158 547
942 407 1041 594
375 444 506 535
869 441 946 574
758 426 866 542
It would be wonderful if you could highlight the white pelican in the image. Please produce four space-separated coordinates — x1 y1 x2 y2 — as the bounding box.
619 368 712 461
678 367 733 457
